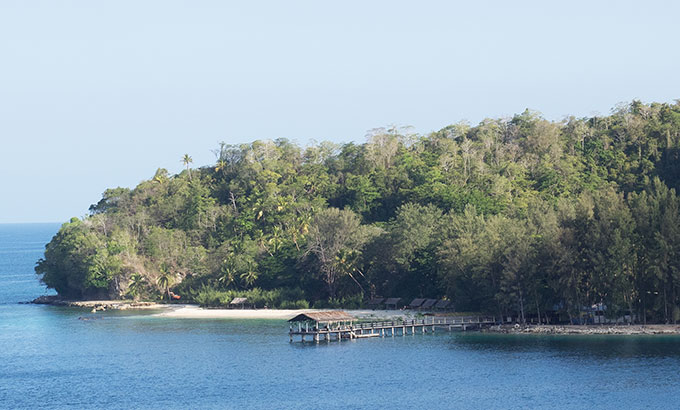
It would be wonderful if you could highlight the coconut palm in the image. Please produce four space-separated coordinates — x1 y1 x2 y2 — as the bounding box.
240 261 258 287
152 168 168 185
126 273 147 300
156 268 174 301
334 249 365 293
269 225 283 254
182 154 193 179
218 255 236 288
215 159 227 174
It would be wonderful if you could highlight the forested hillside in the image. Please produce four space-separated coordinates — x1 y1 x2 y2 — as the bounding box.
36 100 680 323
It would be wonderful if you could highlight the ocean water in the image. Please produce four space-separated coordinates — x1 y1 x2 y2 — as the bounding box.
1 224 680 409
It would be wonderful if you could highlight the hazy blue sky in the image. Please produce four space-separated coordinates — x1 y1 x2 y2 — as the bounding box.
1 1 679 223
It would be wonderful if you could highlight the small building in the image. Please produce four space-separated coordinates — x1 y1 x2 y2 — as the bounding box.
229 297 249 309
384 298 401 310
420 299 438 310
288 311 355 332
434 300 451 311
366 298 385 309
408 298 426 309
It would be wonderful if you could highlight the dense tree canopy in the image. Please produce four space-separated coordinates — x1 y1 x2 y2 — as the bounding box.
36 100 680 323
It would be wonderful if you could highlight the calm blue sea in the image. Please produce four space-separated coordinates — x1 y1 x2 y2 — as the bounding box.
1 223 680 409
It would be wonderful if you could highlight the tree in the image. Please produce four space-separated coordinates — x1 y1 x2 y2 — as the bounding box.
126 273 147 300
34 100 680 320
305 208 381 297
182 154 193 179
156 267 175 301
368 203 444 298
240 261 258 287
215 159 227 173
35 218 120 299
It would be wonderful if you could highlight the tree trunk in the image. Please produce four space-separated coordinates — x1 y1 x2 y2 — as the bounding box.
518 287 526 325
229 191 238 213
535 290 541 325
664 287 669 324
325 267 337 299
673 286 678 325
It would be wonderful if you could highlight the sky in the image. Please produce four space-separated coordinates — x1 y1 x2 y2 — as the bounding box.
1 0 679 223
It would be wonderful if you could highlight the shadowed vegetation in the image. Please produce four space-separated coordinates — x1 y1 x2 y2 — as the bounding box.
36 101 680 323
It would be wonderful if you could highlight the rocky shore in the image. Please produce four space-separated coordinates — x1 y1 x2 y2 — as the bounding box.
485 324 680 335
31 295 165 312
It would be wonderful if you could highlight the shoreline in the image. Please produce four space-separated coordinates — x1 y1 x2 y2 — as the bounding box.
155 305 416 320
30 297 680 334
31 296 166 311
484 324 680 335
31 296 417 320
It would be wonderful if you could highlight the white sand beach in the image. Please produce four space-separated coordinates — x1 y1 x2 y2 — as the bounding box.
33 297 420 320
155 305 415 320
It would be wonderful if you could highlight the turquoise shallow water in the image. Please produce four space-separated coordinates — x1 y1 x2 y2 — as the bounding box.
1 224 680 409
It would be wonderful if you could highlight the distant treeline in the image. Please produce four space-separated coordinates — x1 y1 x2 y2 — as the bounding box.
36 100 680 323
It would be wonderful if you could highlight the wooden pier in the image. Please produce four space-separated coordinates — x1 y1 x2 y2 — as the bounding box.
288 311 496 343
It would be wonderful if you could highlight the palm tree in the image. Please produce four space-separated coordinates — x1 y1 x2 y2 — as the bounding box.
334 249 365 293
240 261 258 287
218 255 236 288
152 168 168 185
218 268 235 288
215 159 227 174
126 273 147 300
156 269 174 301
269 225 283 254
182 154 193 179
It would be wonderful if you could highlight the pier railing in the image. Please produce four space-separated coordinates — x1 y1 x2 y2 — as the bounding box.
289 315 497 342
350 316 496 329
291 316 496 334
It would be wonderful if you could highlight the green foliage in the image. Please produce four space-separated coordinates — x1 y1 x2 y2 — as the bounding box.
35 218 125 299
126 273 148 300
193 286 307 308
314 294 363 309
34 100 680 322
279 299 310 309
305 207 382 297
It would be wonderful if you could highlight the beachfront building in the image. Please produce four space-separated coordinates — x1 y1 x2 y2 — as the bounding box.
288 311 356 342
229 297 249 309
288 311 496 343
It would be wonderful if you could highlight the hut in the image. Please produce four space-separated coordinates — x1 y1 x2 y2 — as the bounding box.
366 298 385 309
384 298 401 310
288 311 356 333
407 298 426 309
434 300 451 311
229 297 249 309
420 299 438 310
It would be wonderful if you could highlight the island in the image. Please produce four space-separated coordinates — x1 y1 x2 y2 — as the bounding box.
35 100 680 331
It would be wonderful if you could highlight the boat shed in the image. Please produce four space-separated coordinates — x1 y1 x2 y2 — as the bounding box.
288 311 355 326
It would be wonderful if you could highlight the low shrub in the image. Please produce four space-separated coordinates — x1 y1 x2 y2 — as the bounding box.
313 293 363 309
193 286 308 308
279 299 309 309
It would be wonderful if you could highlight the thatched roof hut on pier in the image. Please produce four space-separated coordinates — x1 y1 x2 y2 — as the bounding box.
288 311 357 341
288 311 355 331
